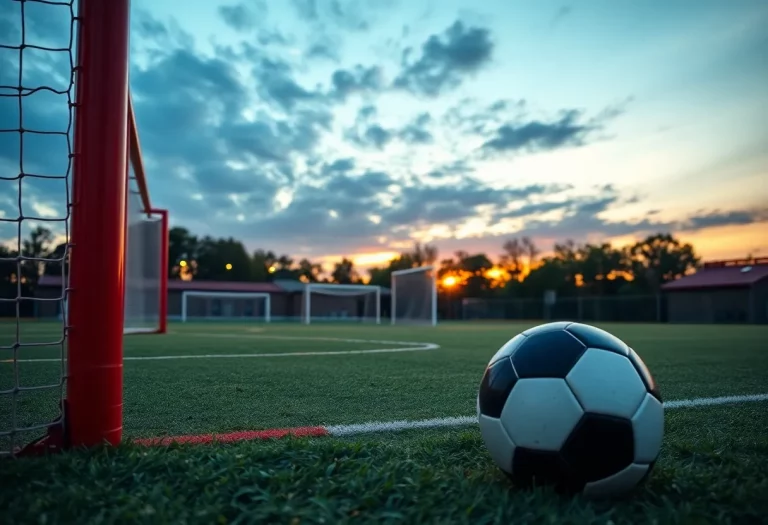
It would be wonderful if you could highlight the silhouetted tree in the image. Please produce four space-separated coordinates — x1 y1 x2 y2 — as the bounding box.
331 257 358 284
500 238 525 280
192 236 252 281
168 227 199 279
626 233 700 292
297 258 322 283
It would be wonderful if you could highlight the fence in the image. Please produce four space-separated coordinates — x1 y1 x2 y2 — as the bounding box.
454 295 665 323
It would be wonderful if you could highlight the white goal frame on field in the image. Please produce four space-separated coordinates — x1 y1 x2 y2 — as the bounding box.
180 291 272 323
302 283 382 325
391 266 438 326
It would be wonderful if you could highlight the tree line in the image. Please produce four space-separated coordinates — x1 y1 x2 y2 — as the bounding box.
166 226 702 299
1 224 704 316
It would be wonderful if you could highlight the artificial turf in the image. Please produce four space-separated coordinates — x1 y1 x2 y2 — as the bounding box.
1 321 767 523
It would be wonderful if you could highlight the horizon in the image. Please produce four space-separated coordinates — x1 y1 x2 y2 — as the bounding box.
1 0 767 274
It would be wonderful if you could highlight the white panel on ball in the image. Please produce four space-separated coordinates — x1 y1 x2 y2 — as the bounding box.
631 394 665 463
478 414 516 473
565 349 647 419
582 463 649 498
501 378 584 451
486 333 527 367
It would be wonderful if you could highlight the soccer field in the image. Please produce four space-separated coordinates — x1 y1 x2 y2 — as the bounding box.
2 321 768 523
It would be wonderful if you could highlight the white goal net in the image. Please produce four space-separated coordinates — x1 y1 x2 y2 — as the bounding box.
391 266 437 325
302 284 381 324
181 292 271 323
123 188 165 334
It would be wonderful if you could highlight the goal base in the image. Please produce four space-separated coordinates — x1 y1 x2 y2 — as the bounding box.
14 401 70 457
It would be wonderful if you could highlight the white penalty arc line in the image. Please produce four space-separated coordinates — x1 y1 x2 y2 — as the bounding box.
2 334 441 362
324 393 768 436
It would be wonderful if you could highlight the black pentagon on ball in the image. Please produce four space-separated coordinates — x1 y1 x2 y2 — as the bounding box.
478 357 518 418
561 413 635 484
511 329 586 378
510 448 583 493
564 322 630 356
628 347 662 401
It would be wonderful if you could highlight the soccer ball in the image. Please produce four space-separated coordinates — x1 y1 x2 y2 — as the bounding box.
476 321 663 497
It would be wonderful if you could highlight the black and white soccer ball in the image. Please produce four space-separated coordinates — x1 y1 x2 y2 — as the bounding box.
477 321 663 497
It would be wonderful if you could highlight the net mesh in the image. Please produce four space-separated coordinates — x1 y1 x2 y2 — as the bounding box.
0 0 77 456
392 267 436 325
124 175 163 334
303 285 381 324
182 293 271 322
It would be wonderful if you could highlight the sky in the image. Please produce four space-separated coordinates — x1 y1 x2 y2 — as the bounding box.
0 0 767 273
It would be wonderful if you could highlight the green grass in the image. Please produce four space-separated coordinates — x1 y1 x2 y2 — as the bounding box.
1 320 768 523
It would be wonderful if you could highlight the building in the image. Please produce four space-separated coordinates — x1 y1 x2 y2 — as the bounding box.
34 275 389 322
661 258 768 324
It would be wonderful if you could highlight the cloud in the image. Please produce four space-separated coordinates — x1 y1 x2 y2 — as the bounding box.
344 107 435 149
381 182 568 228
482 110 596 154
224 169 570 254
306 41 339 61
480 100 632 156
218 3 261 33
398 113 434 144
490 186 768 246
394 20 494 97
124 22 336 235
323 158 356 173
328 65 384 101
254 56 321 110
290 0 396 32
683 209 768 230
426 160 474 180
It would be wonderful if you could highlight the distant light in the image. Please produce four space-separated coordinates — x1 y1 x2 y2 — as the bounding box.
268 266 277 273
443 276 457 287
486 268 502 280
225 263 233 270
179 260 187 268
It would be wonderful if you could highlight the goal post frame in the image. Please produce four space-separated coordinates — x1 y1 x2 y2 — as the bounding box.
66 0 132 450
302 283 381 325
122 208 169 335
391 265 438 326
149 208 169 335
180 291 272 323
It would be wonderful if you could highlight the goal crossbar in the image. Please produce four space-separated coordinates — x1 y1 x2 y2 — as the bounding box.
391 265 436 277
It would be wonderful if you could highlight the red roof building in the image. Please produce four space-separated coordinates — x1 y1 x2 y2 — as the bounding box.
661 258 768 324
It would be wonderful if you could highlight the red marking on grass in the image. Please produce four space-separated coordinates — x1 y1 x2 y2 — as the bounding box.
134 426 329 446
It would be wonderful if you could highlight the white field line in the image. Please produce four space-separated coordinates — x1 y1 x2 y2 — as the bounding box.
325 393 768 436
3 334 441 362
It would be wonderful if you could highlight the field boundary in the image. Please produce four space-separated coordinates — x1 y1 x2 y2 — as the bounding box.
135 392 768 446
5 334 441 362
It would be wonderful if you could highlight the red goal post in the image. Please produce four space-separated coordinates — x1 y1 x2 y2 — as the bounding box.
2 0 168 455
67 0 169 451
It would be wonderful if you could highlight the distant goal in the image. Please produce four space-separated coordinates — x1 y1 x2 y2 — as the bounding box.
391 266 438 326
180 291 271 323
302 284 381 324
0 0 167 456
